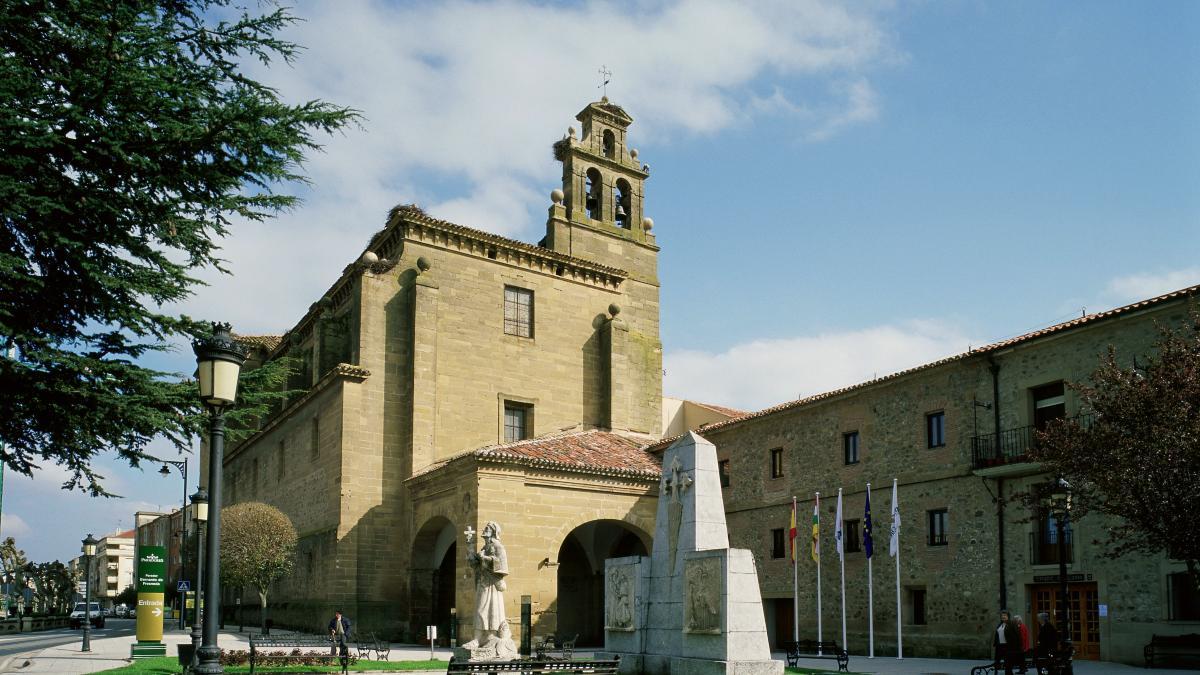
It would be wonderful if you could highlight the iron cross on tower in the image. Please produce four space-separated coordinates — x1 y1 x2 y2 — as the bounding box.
598 65 612 98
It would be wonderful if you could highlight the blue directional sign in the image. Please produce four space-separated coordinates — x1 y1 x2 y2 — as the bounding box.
177 580 191 592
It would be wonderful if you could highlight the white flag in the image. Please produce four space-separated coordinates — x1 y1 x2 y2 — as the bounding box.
835 489 844 561
889 480 901 557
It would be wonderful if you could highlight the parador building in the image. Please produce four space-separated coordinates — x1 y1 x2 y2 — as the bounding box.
214 98 1200 666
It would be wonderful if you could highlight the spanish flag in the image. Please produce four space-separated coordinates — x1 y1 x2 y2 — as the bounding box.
789 497 798 563
811 494 820 562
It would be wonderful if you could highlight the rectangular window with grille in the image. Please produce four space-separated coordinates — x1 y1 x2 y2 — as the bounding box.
504 403 530 442
503 286 534 338
771 528 786 559
719 459 731 488
844 519 861 553
844 431 859 465
770 448 784 478
928 509 949 546
911 588 927 625
927 411 946 448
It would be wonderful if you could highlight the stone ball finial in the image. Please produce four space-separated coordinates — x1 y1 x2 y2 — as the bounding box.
608 303 621 318
568 126 576 138
551 188 565 205
642 217 654 232
416 256 431 273
361 250 379 265
601 95 609 103
630 148 639 160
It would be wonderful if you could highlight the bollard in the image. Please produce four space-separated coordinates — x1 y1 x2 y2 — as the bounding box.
520 595 531 657
449 607 457 647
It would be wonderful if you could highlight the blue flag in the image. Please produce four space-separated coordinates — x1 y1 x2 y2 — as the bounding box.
864 485 874 558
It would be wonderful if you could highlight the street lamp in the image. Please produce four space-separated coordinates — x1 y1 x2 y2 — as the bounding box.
158 459 189 629
81 534 98 653
1048 476 1073 669
193 323 247 675
190 489 208 671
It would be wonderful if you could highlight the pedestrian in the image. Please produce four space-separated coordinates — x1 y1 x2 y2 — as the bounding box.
1036 612 1061 672
329 609 352 657
993 609 1021 675
1013 614 1030 673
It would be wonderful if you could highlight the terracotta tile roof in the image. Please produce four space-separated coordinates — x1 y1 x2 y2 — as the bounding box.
234 334 283 353
650 282 1199 450
689 401 748 418
414 430 661 480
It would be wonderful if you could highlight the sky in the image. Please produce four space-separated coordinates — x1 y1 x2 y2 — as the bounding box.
7 0 1198 564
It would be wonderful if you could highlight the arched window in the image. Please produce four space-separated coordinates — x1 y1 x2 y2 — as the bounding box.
602 130 616 159
614 179 631 228
586 168 602 220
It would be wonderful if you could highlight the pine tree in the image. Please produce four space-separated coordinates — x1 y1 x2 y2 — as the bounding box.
0 1 358 493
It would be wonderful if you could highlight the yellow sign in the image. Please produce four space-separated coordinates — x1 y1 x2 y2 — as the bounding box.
136 593 165 641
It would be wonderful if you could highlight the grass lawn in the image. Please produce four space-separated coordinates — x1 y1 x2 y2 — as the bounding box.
97 657 448 673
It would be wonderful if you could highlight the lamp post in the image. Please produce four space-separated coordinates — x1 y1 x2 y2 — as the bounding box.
193 323 247 675
158 459 188 629
1049 476 1073 670
81 534 98 652
190 489 208 671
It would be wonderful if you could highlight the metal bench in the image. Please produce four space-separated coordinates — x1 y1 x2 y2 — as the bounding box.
447 655 619 674
1145 633 1200 669
970 644 1073 675
248 634 349 675
782 640 849 672
533 633 578 660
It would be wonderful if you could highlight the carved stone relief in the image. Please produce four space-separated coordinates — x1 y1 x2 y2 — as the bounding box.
683 556 722 634
605 565 635 631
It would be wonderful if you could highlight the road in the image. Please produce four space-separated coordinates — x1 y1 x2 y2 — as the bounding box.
0 617 136 662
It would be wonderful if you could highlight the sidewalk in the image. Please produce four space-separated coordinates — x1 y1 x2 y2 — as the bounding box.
783 653 1200 674
8 627 453 674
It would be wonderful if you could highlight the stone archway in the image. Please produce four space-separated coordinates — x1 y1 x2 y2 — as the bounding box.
556 520 650 647
410 516 457 644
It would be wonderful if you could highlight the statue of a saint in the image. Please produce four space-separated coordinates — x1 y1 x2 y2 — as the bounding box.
462 521 517 659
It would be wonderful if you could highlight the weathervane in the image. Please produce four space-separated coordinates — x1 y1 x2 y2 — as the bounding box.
598 65 612 98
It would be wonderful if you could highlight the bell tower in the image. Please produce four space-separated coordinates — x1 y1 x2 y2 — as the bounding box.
544 98 657 278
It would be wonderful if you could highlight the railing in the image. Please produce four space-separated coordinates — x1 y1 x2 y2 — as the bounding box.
1029 531 1073 565
971 414 1095 470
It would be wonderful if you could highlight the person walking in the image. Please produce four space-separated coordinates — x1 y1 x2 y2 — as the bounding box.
329 610 352 657
1036 612 1061 673
1013 614 1031 673
993 610 1021 675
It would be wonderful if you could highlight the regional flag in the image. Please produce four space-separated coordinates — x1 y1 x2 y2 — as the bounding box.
811 495 820 562
834 490 844 562
864 484 874 559
789 497 798 564
889 479 901 558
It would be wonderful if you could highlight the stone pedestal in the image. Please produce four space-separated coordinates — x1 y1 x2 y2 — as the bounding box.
600 432 781 675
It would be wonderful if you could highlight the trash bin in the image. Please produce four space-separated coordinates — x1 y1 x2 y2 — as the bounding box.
177 643 196 671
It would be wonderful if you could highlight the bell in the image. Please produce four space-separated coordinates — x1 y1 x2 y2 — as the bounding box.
615 205 627 218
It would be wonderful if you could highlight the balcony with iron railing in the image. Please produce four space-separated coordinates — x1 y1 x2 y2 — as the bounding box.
971 413 1095 472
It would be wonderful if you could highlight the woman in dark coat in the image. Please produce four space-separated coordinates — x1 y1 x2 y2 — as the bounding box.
993 610 1022 675
1036 612 1061 670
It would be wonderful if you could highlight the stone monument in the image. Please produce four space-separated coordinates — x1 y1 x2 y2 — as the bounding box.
454 521 519 662
600 432 781 675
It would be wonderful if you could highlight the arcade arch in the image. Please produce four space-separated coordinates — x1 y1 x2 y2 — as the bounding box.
555 519 650 647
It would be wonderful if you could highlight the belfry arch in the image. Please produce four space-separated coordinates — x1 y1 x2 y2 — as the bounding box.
556 519 650 647
410 516 458 644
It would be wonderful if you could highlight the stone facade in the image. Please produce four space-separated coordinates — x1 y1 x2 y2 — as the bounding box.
219 100 667 643
693 287 1198 664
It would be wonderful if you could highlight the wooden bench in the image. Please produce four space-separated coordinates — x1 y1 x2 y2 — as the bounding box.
1145 633 1200 669
782 640 849 672
249 634 348 675
447 655 619 674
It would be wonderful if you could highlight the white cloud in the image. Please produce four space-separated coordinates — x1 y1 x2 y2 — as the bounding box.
1 514 31 539
1105 267 1200 305
664 320 976 411
176 0 898 334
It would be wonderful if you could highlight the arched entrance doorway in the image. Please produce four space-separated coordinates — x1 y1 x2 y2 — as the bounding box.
411 517 457 644
556 520 649 647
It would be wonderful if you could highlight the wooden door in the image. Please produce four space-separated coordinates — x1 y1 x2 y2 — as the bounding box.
774 598 795 648
1030 583 1100 660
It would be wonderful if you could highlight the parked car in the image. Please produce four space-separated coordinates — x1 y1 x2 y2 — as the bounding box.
68 602 105 629
115 604 130 618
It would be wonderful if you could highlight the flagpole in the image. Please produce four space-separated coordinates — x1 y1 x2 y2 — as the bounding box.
894 478 903 659
815 492 822 655
792 496 799 644
867 482 874 659
838 488 846 651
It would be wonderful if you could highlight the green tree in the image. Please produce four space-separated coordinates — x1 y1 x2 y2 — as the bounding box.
0 0 358 493
115 584 137 609
1033 310 1200 587
220 502 297 635
0 538 29 612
